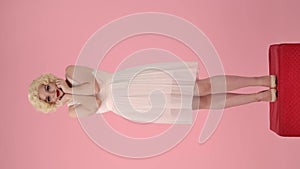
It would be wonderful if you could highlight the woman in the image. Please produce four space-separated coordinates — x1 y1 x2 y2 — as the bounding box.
28 61 277 124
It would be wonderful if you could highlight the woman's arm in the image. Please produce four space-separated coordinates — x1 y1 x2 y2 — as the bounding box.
68 104 88 118
68 95 102 118
65 65 100 95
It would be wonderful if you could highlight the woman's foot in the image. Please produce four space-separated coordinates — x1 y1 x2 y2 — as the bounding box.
270 89 277 102
257 75 277 88
256 89 277 102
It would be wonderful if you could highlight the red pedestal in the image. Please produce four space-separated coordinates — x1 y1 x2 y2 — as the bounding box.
269 43 300 136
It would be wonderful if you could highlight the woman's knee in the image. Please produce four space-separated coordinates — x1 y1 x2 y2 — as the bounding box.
195 78 211 96
199 96 211 109
192 96 211 110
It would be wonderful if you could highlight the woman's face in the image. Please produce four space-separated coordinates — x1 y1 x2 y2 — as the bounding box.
38 82 64 104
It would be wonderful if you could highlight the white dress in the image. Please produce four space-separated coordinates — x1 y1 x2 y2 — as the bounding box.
92 61 199 124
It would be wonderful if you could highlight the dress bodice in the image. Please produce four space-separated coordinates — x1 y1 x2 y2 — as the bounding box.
66 69 114 114
91 70 114 114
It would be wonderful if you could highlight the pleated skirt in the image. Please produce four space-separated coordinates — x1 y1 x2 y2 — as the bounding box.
107 61 199 124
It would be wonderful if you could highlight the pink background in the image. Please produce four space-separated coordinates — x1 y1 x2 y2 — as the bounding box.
1 0 300 168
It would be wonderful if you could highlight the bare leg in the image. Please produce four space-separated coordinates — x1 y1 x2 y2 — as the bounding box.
194 75 272 96
192 90 273 110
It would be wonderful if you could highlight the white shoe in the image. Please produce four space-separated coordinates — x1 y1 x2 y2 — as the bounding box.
270 89 277 102
270 75 277 88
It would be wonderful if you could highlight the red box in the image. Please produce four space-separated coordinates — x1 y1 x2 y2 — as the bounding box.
269 43 300 136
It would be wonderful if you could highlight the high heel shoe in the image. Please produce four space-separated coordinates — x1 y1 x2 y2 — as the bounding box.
270 75 277 88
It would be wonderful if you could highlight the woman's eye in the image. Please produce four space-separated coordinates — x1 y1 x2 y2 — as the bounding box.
46 96 50 102
45 85 50 91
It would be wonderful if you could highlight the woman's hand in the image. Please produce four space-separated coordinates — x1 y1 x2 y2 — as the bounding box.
56 79 71 93
56 93 72 107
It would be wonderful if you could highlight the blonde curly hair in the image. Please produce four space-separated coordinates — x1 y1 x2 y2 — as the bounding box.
28 73 59 113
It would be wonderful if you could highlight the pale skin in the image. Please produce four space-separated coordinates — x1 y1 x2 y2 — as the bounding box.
38 65 276 117
192 75 275 110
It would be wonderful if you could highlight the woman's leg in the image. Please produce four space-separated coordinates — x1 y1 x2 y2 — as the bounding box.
194 75 272 96
192 89 274 110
